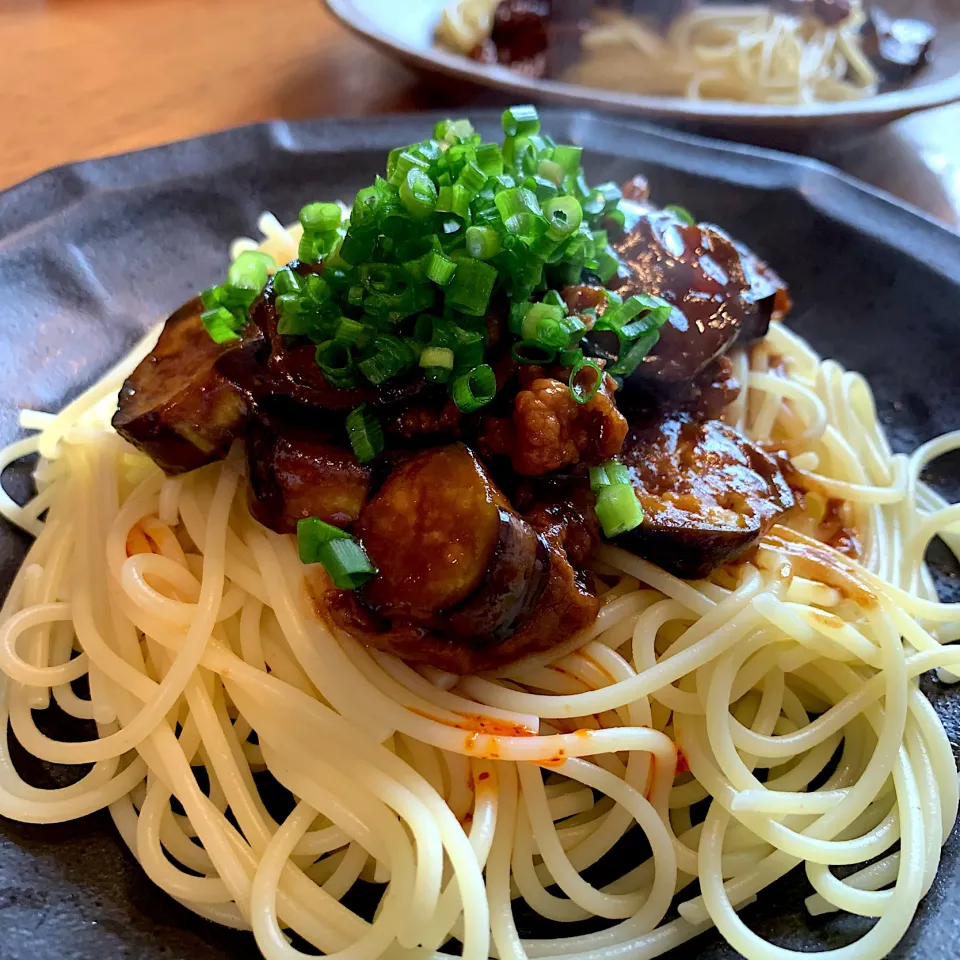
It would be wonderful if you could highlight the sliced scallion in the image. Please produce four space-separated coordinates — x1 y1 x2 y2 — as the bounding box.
345 404 384 463
451 364 496 413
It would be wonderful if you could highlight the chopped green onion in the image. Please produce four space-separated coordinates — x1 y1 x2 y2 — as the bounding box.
272 267 302 296
228 250 272 294
358 335 414 385
512 341 556 365
297 518 377 589
558 314 587 345
495 188 543 241
569 356 602 405
419 346 454 370
475 142 504 176
201 306 242 343
299 202 342 233
426 251 457 286
451 364 496 413
595 483 644 539
335 317 366 346
296 516 350 560
454 333 485 369
543 196 583 241
609 330 657 377
665 204 695 225
316 340 355 385
502 105 540 137
316 538 378 589
465 225 503 260
400 168 438 218
456 160 488 197
590 459 630 489
537 158 565 186
556 346 583 367
520 302 563 339
445 257 497 316
345 404 384 463
299 233 322 264
304 273 331 304
596 247 620 284
583 181 622 218
276 295 312 336
551 145 582 176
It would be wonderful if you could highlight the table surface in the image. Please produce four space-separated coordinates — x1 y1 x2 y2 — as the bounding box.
3 0 959 229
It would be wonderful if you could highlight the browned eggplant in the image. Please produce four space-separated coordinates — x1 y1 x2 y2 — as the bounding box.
704 223 791 343
326 456 599 673
609 209 791 391
862 9 936 89
325 533 590 675
112 298 249 474
444 506 549 643
356 444 526 620
471 0 551 76
246 416 371 534
610 210 751 386
616 414 795 578
216 276 436 419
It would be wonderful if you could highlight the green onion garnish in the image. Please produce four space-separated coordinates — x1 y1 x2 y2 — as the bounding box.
502 105 540 137
419 346 454 370
296 517 376 589
426 251 457 286
400 168 439 219
569 356 603 405
299 202 342 233
594 483 644 539
445 257 497 316
465 225 502 260
201 306 243 343
345 404 384 463
451 364 496 413
543 196 583 240
316 340 356 388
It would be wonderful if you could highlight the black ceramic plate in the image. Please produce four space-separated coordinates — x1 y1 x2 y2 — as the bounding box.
1 111 959 960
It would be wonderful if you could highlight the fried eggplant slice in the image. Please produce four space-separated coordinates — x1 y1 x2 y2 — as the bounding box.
355 444 543 621
246 416 372 534
113 298 249 473
617 415 795 579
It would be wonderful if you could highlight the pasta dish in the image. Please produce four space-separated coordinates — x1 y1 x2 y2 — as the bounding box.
0 107 958 960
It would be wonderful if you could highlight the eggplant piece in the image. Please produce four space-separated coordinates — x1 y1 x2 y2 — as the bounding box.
325 534 590 675
113 298 249 474
357 444 527 620
616 414 795 579
471 0 550 76
217 276 435 419
610 210 752 387
862 9 936 89
246 416 371 534
219 287 374 414
702 222 791 344
445 507 549 643
325 448 601 673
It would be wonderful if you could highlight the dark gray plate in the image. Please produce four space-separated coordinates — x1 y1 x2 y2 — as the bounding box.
0 110 959 960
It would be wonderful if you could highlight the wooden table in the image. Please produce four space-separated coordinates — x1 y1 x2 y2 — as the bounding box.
3 0 959 229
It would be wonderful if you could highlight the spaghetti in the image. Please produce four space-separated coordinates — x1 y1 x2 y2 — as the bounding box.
437 1 882 104
0 213 959 960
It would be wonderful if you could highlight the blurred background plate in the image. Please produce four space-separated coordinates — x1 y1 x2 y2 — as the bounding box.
0 109 959 960
324 0 960 128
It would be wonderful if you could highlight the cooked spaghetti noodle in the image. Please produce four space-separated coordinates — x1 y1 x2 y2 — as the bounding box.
1 213 959 960
437 1 881 104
